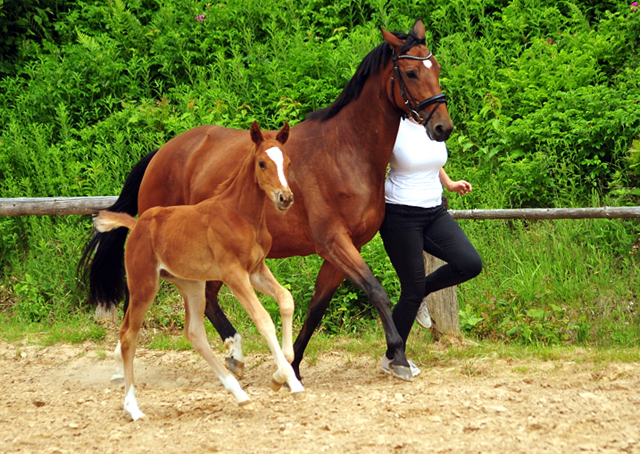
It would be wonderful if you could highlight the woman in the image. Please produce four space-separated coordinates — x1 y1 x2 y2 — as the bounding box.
379 117 482 376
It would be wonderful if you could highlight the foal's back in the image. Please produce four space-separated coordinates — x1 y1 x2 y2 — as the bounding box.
126 120 293 282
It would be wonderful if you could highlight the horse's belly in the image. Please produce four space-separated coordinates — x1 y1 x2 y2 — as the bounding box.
159 260 223 283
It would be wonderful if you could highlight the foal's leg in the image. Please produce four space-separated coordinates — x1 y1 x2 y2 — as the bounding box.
171 278 250 406
204 280 244 378
226 271 304 397
250 262 295 363
120 277 159 421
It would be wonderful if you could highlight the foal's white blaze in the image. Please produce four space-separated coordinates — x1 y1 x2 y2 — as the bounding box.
265 147 288 187
423 59 433 69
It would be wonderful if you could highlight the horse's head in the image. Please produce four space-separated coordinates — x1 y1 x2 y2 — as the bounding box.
381 19 454 142
250 120 294 212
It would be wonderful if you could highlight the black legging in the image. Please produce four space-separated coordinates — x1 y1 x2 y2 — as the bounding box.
379 203 482 357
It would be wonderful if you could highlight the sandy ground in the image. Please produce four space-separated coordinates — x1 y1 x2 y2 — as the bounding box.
1 337 639 454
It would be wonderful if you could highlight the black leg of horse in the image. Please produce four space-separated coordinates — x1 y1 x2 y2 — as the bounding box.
358 268 411 379
291 260 345 379
293 256 410 382
203 280 244 378
316 238 411 381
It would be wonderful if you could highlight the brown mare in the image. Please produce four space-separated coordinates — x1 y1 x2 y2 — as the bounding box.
93 122 302 420
80 20 453 382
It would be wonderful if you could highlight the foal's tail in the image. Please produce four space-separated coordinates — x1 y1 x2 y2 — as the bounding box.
94 211 137 232
77 149 158 311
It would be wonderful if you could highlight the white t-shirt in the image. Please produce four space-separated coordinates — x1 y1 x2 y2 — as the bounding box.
385 118 448 208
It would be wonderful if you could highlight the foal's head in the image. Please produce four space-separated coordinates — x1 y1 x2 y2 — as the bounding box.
250 121 293 212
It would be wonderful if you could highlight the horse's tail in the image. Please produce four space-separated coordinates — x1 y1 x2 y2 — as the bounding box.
94 211 137 232
77 149 159 310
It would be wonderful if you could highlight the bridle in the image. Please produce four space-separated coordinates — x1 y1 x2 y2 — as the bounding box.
390 48 447 136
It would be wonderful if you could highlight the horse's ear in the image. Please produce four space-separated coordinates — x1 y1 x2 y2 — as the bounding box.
380 26 404 49
276 122 290 145
250 120 264 146
413 18 426 40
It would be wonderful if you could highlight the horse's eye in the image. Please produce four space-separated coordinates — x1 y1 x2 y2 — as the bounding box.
406 70 418 80
259 160 266 169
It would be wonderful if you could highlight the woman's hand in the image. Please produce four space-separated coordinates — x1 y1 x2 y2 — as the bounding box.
447 179 472 195
439 168 473 195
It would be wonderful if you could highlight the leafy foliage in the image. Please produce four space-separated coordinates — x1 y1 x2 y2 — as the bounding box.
0 0 638 345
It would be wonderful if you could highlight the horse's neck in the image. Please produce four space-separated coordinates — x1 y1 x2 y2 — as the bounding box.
213 151 266 223
325 70 400 174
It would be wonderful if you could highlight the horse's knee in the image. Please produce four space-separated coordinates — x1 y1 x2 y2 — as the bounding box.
278 295 295 319
367 284 390 308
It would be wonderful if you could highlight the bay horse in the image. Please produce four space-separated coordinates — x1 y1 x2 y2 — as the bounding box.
80 19 453 382
94 121 302 421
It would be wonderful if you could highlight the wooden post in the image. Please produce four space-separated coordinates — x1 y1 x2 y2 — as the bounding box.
422 252 460 339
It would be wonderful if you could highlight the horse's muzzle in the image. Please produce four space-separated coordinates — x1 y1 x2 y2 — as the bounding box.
424 116 453 142
273 189 294 212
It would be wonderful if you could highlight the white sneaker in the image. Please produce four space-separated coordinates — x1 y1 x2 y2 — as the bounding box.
381 355 421 377
415 299 432 329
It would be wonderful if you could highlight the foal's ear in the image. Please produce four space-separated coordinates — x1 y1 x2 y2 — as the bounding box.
250 120 264 146
276 122 290 145
413 18 426 40
380 26 404 49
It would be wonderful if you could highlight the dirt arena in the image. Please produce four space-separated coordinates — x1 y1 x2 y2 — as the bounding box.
1 337 639 454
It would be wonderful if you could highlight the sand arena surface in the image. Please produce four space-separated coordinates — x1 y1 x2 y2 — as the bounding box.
1 339 639 454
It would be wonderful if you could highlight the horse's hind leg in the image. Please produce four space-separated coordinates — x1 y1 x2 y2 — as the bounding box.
120 278 158 421
204 280 244 378
174 279 250 406
112 340 124 382
291 260 345 379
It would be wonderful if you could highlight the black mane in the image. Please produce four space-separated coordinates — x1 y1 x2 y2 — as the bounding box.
306 30 426 122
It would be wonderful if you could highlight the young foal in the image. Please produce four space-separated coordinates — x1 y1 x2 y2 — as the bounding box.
94 121 302 421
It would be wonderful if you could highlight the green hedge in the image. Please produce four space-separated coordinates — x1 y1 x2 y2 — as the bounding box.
0 0 638 344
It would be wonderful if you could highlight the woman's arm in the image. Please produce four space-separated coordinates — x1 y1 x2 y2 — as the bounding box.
439 168 472 195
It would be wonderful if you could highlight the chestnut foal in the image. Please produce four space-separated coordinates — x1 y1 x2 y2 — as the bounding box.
94 121 302 421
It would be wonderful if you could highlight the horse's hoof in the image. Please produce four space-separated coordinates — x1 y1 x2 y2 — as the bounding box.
390 365 413 382
238 400 254 411
111 374 124 383
270 378 284 392
225 357 245 379
125 409 146 422
291 391 306 401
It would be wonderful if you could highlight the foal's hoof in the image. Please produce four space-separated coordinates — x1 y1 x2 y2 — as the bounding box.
225 357 245 379
270 378 284 392
238 400 254 411
110 374 124 384
390 365 413 382
291 391 306 401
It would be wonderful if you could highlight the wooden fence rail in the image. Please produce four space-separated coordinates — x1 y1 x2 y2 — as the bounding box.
0 197 118 216
1 197 640 219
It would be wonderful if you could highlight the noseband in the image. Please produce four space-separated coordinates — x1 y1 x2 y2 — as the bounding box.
391 49 448 136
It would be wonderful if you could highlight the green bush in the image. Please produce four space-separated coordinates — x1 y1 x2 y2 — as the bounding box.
0 0 638 345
